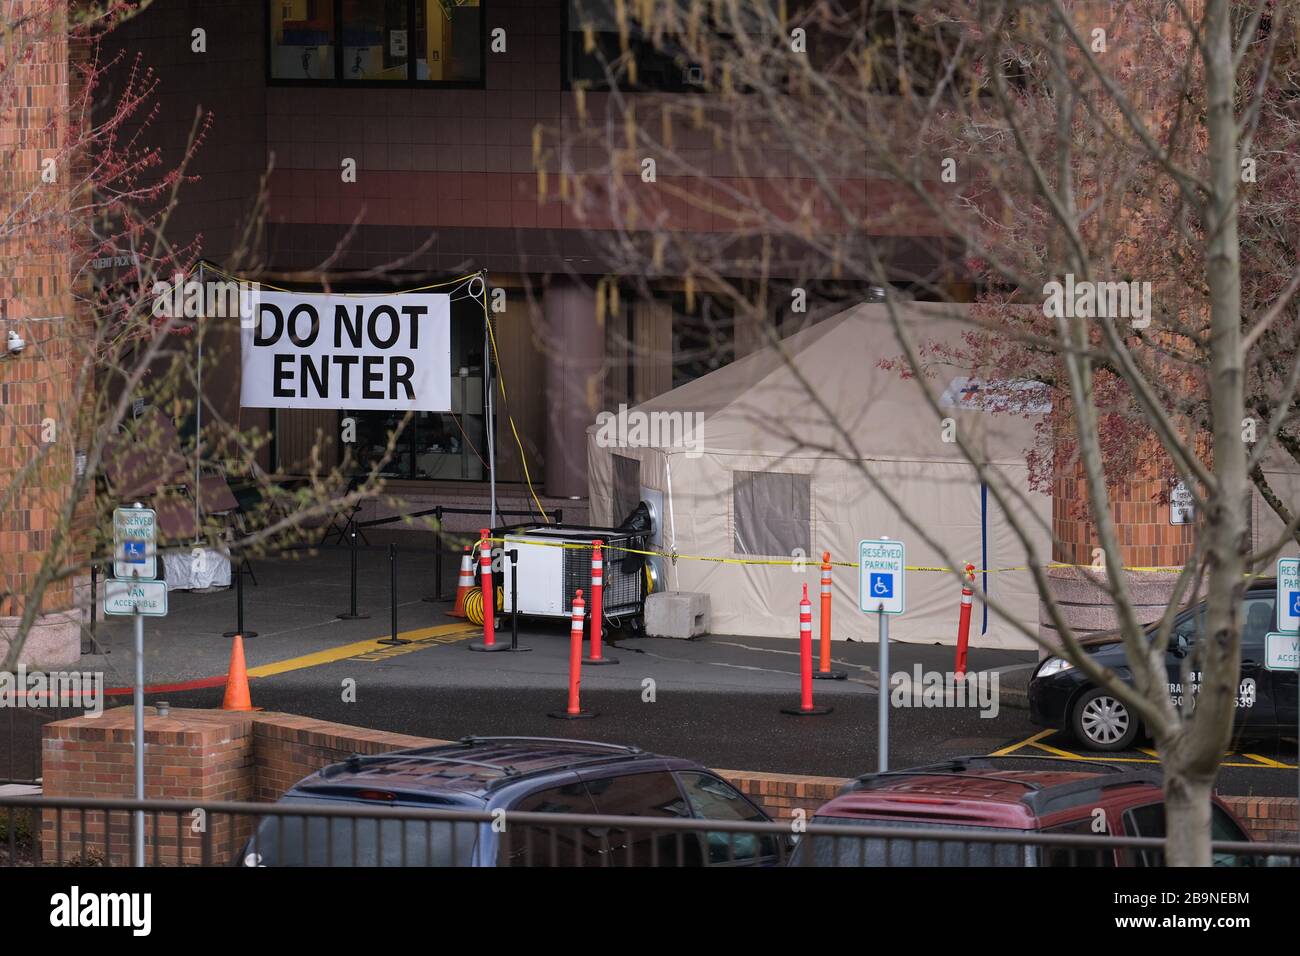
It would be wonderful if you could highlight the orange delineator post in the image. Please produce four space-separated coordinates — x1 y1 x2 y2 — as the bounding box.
549 589 596 719
584 539 618 665
449 546 474 618
781 584 832 716
814 551 846 680
469 530 510 652
955 563 976 678
479 529 496 646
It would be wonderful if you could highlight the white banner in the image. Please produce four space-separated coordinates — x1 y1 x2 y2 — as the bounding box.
239 290 451 411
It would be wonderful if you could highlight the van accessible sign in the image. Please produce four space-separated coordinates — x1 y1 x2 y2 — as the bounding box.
240 290 451 411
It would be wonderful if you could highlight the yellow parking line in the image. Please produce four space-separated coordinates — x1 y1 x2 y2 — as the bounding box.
995 737 1295 769
1241 752 1295 769
989 730 1053 756
247 622 477 678
1028 738 1098 760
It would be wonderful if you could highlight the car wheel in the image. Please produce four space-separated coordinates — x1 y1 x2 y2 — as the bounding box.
1071 687 1139 751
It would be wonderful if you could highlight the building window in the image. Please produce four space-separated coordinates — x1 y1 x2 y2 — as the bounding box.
612 454 641 524
733 470 810 557
269 0 483 84
671 293 734 389
565 0 765 92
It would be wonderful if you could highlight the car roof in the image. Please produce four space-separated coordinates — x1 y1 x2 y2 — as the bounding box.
816 757 1164 828
289 737 682 803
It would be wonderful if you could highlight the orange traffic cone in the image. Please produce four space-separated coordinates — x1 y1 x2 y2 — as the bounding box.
221 635 254 712
450 546 475 618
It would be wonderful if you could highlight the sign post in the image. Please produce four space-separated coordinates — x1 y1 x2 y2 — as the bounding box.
107 504 166 867
861 538 905 773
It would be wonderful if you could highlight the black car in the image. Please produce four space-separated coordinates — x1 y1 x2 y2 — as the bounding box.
240 736 780 866
1029 580 1299 751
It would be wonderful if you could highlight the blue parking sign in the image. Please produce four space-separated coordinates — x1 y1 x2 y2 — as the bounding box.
123 540 146 563
869 573 894 599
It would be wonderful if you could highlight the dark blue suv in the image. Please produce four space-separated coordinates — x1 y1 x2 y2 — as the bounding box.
241 737 778 867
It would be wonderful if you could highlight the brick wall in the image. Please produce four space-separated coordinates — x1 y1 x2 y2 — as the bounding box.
251 712 441 802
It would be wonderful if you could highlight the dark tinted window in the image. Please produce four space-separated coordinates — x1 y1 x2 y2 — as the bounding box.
583 772 702 866
1122 803 1257 867
1171 595 1273 651
1040 817 1115 867
500 781 601 867
676 771 777 864
790 819 1030 867
244 801 479 867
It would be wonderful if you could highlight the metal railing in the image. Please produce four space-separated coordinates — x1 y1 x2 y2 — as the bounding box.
2 794 1296 868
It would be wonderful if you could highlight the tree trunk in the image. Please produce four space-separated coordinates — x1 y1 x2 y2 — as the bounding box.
1163 771 1216 867
1158 0 1248 867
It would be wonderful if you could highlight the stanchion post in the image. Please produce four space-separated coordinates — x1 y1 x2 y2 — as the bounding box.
584 539 617 665
223 559 259 638
550 589 595 719
378 542 410 645
814 551 846 680
506 548 529 652
782 584 831 716
430 505 444 601
336 529 370 620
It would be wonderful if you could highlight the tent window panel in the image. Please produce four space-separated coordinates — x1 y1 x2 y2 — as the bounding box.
612 454 641 525
733 471 810 557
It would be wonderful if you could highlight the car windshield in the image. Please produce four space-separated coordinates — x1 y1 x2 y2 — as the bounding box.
789 818 1033 867
242 798 481 867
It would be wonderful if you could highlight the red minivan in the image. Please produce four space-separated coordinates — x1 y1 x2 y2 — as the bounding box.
790 756 1261 867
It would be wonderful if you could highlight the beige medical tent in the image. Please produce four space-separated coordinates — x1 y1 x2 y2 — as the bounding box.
587 302 1052 650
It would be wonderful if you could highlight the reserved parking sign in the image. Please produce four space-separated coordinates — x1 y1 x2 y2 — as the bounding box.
1277 558 1300 633
860 539 905 614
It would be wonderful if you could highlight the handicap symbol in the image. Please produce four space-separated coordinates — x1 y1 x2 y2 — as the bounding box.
123 540 146 563
870 573 894 599
1291 591 1300 617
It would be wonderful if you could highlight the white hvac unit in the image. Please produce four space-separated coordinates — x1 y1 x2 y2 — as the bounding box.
498 515 657 626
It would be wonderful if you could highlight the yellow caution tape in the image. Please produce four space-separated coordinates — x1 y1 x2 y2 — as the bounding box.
465 534 1188 575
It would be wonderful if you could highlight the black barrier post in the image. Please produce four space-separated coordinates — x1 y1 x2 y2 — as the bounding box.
378 543 410 646
422 505 444 603
336 530 370 620
507 548 530 652
82 561 97 654
223 560 259 638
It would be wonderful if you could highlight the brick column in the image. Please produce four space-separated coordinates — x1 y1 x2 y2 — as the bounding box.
41 708 256 866
1042 439 1196 645
0 0 83 666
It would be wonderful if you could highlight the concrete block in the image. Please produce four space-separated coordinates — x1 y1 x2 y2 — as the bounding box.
645 591 710 639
